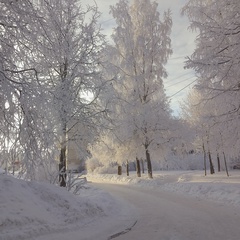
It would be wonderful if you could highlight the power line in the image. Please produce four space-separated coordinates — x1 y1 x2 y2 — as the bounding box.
165 71 194 83
168 55 187 60
165 76 196 89
169 78 198 98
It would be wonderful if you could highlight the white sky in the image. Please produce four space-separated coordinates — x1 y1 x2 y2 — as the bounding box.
83 0 197 116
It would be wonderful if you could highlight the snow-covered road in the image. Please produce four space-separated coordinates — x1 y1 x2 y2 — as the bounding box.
2 171 240 240
94 182 240 240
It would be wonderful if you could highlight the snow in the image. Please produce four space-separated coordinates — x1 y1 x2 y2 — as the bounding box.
1 169 240 239
0 172 126 240
87 170 240 207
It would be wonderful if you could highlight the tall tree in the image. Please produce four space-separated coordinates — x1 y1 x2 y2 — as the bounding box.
31 0 107 186
109 0 172 178
0 0 53 180
0 0 108 184
182 0 240 167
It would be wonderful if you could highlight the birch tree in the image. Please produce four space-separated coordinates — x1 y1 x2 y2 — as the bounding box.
182 0 240 168
182 0 240 120
0 0 53 179
30 0 107 186
0 0 108 184
109 0 172 178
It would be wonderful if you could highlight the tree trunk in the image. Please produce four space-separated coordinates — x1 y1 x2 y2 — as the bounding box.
59 124 67 187
126 161 129 176
118 165 122 175
217 152 221 172
141 158 144 174
202 141 207 176
208 150 215 174
59 146 67 187
223 151 229 177
136 157 141 177
206 133 214 175
145 148 153 179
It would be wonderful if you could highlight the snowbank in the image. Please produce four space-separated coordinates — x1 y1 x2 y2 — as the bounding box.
0 174 119 240
87 170 240 207
1 170 240 239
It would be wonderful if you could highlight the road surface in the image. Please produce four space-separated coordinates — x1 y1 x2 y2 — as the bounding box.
93 182 240 240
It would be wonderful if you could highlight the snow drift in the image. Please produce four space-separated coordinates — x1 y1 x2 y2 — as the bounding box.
0 173 114 240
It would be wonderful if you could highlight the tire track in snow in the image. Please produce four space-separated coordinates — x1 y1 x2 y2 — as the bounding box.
107 220 138 239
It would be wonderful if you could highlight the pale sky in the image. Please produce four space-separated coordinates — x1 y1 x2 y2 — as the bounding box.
82 0 197 116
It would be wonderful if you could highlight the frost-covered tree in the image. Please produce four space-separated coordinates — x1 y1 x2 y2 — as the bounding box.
181 87 233 175
181 89 215 174
182 0 240 169
0 0 54 179
108 0 173 178
31 0 107 186
182 0 240 117
0 0 108 184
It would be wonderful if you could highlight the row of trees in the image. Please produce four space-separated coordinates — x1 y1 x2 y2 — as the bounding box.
1 0 183 183
87 0 195 178
89 0 240 177
3 0 238 184
180 0 240 175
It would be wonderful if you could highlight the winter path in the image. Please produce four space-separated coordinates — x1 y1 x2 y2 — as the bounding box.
1 170 240 240
93 182 240 240
32 187 136 240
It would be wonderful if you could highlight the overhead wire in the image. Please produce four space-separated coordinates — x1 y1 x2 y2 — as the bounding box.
168 55 188 60
97 19 196 99
168 78 198 98
165 71 193 82
165 75 195 89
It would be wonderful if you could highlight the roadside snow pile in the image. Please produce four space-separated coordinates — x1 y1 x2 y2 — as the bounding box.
87 170 240 207
0 174 116 240
164 171 240 206
2 170 240 240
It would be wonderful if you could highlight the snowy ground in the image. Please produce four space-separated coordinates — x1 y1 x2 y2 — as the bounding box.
0 172 128 240
87 170 240 207
1 169 240 240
